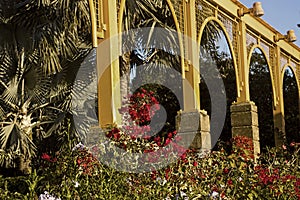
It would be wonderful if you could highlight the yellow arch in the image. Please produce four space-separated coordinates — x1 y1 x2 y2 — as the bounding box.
118 0 185 76
88 0 98 47
247 45 277 108
197 17 241 98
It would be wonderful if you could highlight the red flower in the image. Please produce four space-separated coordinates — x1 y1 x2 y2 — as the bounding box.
295 178 300 187
290 142 296 147
106 131 113 138
41 153 57 162
112 127 120 134
193 161 198 167
180 153 186 160
221 192 226 199
165 138 171 146
165 168 171 180
151 171 157 180
154 136 161 143
41 153 51 161
130 135 136 140
143 135 151 140
227 179 233 186
144 149 154 153
113 133 121 140
223 168 230 174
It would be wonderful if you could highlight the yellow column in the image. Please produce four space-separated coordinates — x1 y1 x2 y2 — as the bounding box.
96 0 121 127
237 20 250 103
273 46 285 146
183 0 199 111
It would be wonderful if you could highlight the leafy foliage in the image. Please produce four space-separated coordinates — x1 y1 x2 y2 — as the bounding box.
0 0 92 171
0 82 299 199
0 133 300 199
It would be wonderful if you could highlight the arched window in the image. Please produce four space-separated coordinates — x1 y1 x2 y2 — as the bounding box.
199 20 238 148
249 48 274 150
283 67 300 144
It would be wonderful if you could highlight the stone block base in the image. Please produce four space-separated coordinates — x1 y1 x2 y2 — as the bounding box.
231 101 260 157
176 110 211 150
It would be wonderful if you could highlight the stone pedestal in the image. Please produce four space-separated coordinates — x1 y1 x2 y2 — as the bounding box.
176 110 211 151
231 101 260 156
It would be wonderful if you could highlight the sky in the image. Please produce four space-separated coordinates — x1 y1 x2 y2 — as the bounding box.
239 0 300 47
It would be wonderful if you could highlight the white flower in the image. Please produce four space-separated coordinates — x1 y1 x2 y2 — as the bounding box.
211 191 219 198
74 181 80 188
180 191 189 200
156 177 167 186
72 142 85 151
126 178 133 186
39 191 61 200
238 177 243 182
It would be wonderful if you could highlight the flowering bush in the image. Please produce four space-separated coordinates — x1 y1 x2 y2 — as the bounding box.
0 135 300 199
1 87 300 199
127 88 160 126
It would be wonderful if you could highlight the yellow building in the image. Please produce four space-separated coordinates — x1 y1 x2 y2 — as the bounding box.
88 0 300 156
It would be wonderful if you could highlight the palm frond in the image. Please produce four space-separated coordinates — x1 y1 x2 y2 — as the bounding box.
56 31 78 58
39 41 62 74
2 77 20 106
0 104 5 119
44 112 66 137
0 48 17 82
0 122 16 150
24 64 51 104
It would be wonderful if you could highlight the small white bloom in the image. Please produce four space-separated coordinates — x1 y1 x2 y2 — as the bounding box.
74 181 80 188
156 177 167 186
126 178 133 186
180 191 189 200
39 191 61 200
211 191 219 198
238 177 243 182
72 142 85 151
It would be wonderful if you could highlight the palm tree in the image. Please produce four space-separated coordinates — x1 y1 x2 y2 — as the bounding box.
0 0 92 174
